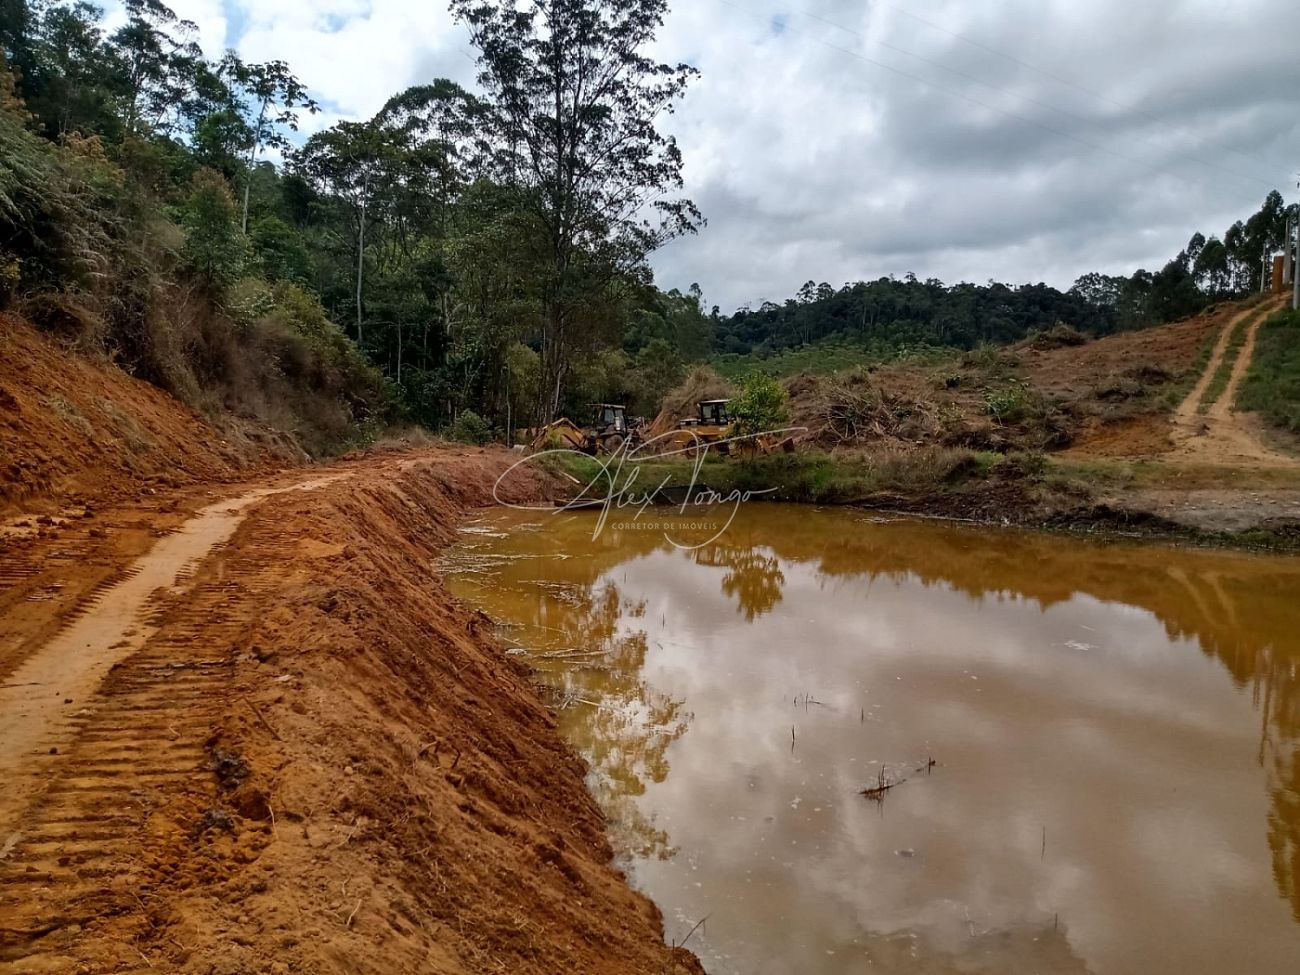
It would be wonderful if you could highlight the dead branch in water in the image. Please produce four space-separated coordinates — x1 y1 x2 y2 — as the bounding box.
860 766 899 802
860 757 939 801
676 913 711 950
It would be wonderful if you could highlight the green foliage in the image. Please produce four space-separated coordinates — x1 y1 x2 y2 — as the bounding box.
0 110 118 297
983 380 1037 424
447 409 492 444
180 169 249 286
249 215 313 284
731 372 790 436
3 0 1296 456
715 339 952 380
449 0 701 421
631 338 685 416
1238 310 1300 434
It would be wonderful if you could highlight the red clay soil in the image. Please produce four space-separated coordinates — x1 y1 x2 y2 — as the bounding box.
0 449 703 974
0 313 288 514
0 321 702 973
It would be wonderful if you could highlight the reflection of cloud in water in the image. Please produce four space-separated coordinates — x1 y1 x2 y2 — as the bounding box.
445 505 1300 975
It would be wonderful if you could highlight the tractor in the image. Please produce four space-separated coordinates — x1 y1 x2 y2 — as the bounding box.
584 403 639 454
665 399 736 455
529 403 641 455
662 399 797 457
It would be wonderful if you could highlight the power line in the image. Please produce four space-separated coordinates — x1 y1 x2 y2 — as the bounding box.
716 0 1280 197
793 4 1283 189
863 0 1297 178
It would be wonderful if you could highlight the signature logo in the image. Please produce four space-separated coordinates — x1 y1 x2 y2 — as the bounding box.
492 427 806 550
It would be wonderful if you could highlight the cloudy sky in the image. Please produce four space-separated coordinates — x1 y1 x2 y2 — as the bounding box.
128 0 1300 312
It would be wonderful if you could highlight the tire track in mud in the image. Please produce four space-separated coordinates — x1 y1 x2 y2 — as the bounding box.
0 476 341 970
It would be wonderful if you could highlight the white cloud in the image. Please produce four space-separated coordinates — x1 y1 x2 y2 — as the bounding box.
226 0 475 132
166 0 230 57
199 0 1300 310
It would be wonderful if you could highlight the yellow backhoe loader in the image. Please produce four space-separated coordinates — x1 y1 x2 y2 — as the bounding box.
530 404 642 455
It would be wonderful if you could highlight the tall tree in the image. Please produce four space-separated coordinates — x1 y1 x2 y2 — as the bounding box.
450 0 702 420
110 0 202 136
294 120 398 346
219 55 318 232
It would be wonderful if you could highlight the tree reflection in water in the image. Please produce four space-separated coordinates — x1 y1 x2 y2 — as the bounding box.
521 579 690 861
694 543 786 620
446 506 1300 934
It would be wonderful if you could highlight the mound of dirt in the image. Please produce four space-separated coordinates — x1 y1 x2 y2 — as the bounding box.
0 314 291 513
1018 306 1234 410
0 449 702 974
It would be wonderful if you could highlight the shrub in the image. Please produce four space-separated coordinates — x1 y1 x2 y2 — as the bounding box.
730 372 790 436
250 215 315 285
1027 323 1089 350
448 409 492 444
0 110 115 299
180 169 250 287
999 450 1049 480
984 380 1034 423
1092 376 1145 401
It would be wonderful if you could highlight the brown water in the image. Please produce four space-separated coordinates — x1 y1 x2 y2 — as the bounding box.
443 505 1300 974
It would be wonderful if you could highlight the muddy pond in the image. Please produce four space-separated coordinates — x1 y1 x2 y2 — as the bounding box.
443 504 1300 974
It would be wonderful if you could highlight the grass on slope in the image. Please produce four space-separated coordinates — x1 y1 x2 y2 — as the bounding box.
1152 329 1217 413
551 447 1020 505
1237 309 1300 433
712 341 955 380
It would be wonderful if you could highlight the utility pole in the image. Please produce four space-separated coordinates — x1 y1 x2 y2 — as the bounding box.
1285 213 1294 292
1262 250 1270 293
1295 182 1300 310
1293 200 1300 310
1294 220 1300 309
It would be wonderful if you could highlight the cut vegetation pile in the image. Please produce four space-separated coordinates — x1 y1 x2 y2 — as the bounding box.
774 303 1231 459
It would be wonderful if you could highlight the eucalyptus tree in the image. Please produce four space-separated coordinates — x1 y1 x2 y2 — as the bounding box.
372 81 488 368
110 0 202 136
294 120 401 346
219 55 318 232
450 0 702 421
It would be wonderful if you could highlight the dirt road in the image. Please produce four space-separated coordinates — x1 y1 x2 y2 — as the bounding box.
1170 296 1297 468
0 448 701 975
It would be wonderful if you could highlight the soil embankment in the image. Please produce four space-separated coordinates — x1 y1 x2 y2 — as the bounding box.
0 314 295 515
0 441 701 973
0 316 701 971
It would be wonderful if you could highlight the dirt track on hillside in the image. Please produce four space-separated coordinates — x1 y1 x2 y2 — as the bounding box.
0 447 702 975
1170 297 1298 469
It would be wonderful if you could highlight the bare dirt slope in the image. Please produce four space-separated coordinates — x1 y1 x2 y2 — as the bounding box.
0 314 293 516
781 303 1234 456
0 447 702 974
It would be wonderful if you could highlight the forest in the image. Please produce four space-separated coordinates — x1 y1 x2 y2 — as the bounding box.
0 0 1293 446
